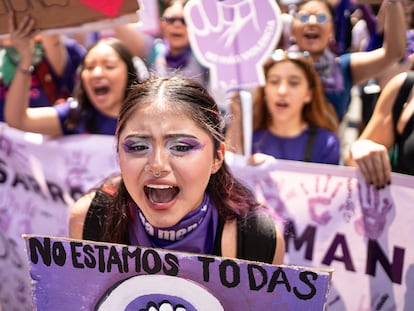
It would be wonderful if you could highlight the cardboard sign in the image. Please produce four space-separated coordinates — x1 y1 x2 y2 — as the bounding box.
24 235 333 310
0 0 140 36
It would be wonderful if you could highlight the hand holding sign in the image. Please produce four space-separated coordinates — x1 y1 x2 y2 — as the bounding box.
184 0 282 89
0 0 139 36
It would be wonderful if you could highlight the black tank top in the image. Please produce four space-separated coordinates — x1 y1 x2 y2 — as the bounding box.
392 71 414 175
84 190 277 264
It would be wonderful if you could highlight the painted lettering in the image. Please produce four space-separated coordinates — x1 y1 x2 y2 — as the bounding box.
0 158 8 183
163 253 179 276
267 267 291 293
68 241 179 275
106 246 123 273
122 246 142 273
29 237 66 266
219 259 240 288
294 271 317 300
366 240 404 284
142 249 162 274
284 219 316 260
199 255 321 300
322 233 355 272
248 264 267 290
198 256 215 282
286 221 405 284
0 163 66 203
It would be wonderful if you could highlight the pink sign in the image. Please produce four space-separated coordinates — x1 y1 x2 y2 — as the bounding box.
81 0 126 17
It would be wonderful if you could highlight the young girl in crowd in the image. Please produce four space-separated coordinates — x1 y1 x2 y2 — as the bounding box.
289 0 406 121
226 49 340 165
4 15 141 136
345 70 414 188
69 76 285 265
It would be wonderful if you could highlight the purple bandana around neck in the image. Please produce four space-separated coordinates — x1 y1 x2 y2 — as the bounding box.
311 48 344 93
129 193 218 255
288 45 344 93
164 40 192 69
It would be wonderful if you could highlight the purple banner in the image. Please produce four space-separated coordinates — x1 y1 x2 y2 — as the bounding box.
25 236 332 310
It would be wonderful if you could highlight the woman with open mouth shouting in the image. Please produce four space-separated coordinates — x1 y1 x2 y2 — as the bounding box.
69 76 285 266
288 0 406 122
4 14 144 136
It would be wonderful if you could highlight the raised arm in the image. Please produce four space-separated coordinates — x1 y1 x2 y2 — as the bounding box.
344 71 407 186
350 0 406 85
114 24 147 58
4 14 63 136
41 34 67 77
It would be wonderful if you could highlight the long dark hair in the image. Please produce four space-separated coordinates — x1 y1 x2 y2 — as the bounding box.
66 37 138 133
253 52 338 133
99 76 260 243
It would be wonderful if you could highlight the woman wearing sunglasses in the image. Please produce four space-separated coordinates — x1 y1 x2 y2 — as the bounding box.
115 0 209 89
289 0 406 122
226 50 340 165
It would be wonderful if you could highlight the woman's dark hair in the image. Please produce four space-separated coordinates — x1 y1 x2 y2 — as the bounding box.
253 52 338 133
66 37 138 134
98 76 261 243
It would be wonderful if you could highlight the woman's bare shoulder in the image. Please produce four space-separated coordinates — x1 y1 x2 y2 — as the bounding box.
69 191 96 239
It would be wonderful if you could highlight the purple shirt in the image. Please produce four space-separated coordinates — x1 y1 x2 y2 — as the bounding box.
0 38 86 122
252 127 340 165
54 98 117 135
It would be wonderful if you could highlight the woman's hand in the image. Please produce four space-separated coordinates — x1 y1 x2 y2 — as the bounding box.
248 152 277 166
349 139 392 188
8 13 37 66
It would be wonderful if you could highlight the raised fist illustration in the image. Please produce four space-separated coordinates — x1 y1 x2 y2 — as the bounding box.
184 0 282 88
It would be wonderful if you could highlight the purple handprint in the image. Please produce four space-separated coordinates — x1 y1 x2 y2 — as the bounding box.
64 150 98 200
354 182 393 239
301 175 343 225
184 0 282 89
256 174 287 222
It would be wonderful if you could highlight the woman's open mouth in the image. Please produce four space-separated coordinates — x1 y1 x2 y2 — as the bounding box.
93 85 110 97
144 185 180 204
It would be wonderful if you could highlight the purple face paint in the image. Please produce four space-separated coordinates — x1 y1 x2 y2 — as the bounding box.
121 135 205 157
121 138 150 154
166 138 205 156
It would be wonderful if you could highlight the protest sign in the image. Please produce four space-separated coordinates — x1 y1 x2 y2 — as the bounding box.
24 235 333 310
0 0 140 36
0 124 413 310
184 0 282 89
184 0 282 157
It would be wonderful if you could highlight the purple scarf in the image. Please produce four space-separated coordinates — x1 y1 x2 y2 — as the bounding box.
164 40 192 69
288 45 344 93
129 193 218 255
312 48 344 93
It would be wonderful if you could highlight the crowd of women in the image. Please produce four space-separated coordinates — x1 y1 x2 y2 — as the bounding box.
1 0 413 304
